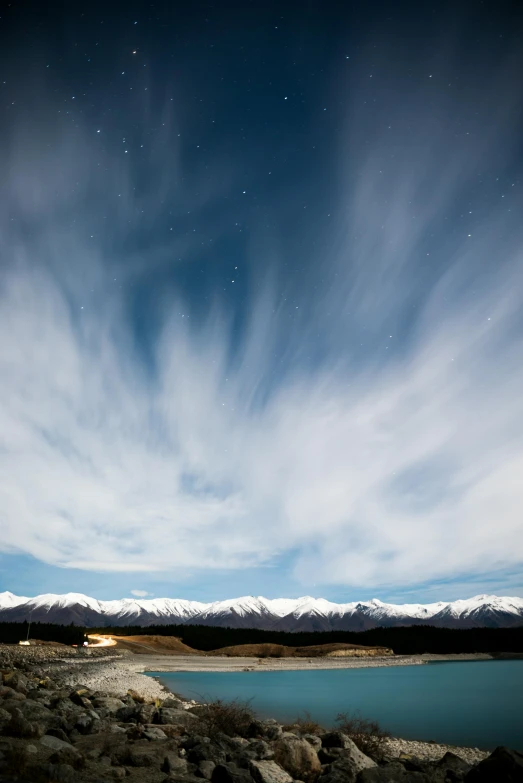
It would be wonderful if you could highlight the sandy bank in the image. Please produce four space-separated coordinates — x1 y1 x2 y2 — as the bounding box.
127 651 494 673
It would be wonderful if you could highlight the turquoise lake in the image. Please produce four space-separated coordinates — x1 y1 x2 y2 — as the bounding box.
148 661 523 752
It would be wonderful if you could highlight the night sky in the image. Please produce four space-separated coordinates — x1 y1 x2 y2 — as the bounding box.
1 1 522 603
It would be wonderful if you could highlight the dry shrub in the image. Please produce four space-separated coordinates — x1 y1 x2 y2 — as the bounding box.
335 710 391 760
283 711 325 736
195 697 256 739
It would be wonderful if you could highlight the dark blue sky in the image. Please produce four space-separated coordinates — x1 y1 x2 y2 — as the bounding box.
1 1 522 603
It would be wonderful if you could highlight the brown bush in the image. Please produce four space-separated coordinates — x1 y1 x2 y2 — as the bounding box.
195 697 256 738
282 711 325 736
335 710 391 760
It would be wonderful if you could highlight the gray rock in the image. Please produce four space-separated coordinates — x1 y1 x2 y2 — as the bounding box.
326 737 376 775
162 752 189 775
159 706 199 726
213 762 256 783
37 762 76 782
138 703 158 723
273 736 322 781
435 751 471 777
126 745 165 767
200 759 217 779
162 697 184 708
49 745 85 770
356 761 433 782
321 757 360 783
464 746 523 782
92 696 126 714
250 759 294 783
2 671 29 693
5 705 45 738
302 735 322 752
115 705 138 722
41 734 75 752
322 732 354 750
187 741 226 765
0 707 11 729
144 726 168 741
0 685 20 700
13 697 53 723
45 728 71 744
75 713 98 734
263 724 284 741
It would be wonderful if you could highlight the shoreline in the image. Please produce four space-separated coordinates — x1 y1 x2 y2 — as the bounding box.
48 653 493 766
2 646 514 772
126 651 494 673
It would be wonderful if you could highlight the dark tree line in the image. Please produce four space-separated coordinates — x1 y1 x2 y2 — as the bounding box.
1 620 522 654
89 622 523 654
0 621 85 646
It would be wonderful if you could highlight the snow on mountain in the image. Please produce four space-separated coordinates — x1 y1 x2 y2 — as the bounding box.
0 591 28 609
0 592 521 630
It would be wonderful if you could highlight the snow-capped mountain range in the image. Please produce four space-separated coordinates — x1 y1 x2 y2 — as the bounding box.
0 591 522 631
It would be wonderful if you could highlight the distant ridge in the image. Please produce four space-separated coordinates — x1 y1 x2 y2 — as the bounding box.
1 591 522 631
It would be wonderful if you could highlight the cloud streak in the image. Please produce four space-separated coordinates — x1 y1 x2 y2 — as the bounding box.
1 34 522 594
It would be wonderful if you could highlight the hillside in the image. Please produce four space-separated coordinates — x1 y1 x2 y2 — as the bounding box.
110 635 203 655
204 642 393 657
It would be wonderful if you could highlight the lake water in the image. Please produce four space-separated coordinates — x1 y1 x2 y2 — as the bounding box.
148 660 523 752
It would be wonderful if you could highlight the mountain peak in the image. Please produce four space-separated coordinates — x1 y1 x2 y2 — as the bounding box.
0 591 521 631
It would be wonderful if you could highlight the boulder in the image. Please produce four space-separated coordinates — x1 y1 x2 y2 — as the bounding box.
248 739 275 760
16 697 53 723
159 706 199 726
35 762 76 782
0 685 24 701
464 746 523 782
92 696 126 714
249 759 294 783
273 736 321 782
200 759 217 779
45 727 71 744
356 761 433 781
320 758 360 783
41 734 75 752
162 697 184 708
213 762 257 783
263 724 284 741
75 713 100 734
162 751 189 775
187 741 226 765
303 735 322 752
49 745 85 770
27 689 53 706
2 671 29 693
138 702 158 723
70 689 92 708
127 688 145 703
322 732 355 749
436 751 471 777
0 707 11 731
318 747 346 764
144 726 168 741
115 705 139 722
5 705 46 738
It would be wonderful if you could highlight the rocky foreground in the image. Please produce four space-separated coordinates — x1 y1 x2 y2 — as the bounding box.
0 644 522 783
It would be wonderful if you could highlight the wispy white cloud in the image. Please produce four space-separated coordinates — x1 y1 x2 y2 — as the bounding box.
130 590 153 598
0 44 522 595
